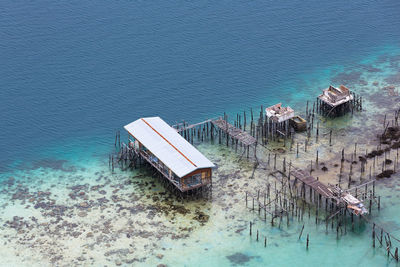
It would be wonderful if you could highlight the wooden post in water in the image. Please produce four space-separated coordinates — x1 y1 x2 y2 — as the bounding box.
111 155 114 173
299 224 305 240
372 223 376 248
250 222 252 236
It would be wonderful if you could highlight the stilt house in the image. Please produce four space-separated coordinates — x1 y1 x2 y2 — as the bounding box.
266 103 294 123
265 103 295 138
317 85 354 117
318 85 353 108
124 117 215 192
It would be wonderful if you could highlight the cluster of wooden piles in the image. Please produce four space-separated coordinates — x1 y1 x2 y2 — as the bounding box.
216 106 295 147
108 130 138 173
174 84 363 153
243 110 400 257
243 158 388 249
175 111 261 158
244 165 380 248
174 118 216 145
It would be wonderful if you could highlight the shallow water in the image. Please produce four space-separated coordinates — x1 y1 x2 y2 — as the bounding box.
2 1 400 266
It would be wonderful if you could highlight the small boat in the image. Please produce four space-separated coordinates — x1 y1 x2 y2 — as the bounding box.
289 115 307 132
343 193 368 215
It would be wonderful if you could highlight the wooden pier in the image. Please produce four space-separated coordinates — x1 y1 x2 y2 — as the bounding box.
212 118 257 146
290 167 334 199
174 118 216 132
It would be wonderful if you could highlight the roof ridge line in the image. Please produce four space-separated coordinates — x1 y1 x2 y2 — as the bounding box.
141 118 198 168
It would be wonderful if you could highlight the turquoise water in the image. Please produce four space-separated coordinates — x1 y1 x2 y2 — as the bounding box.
1 0 400 266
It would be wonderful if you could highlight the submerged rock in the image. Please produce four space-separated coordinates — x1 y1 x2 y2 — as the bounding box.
359 79 368 86
78 211 87 217
86 232 94 238
226 252 256 265
377 170 395 179
72 231 82 238
79 202 89 208
193 211 209 224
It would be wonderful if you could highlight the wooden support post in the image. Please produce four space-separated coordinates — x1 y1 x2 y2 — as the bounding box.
250 221 252 236
306 234 309 249
372 224 376 248
373 180 375 196
299 224 305 240
353 144 358 161
283 157 286 173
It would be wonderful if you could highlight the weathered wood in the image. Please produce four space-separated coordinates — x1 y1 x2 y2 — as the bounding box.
290 167 334 198
212 118 257 146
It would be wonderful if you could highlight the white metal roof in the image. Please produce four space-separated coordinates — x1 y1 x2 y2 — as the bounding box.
124 117 215 178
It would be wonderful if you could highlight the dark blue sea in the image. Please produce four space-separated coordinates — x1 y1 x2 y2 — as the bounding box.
1 0 399 169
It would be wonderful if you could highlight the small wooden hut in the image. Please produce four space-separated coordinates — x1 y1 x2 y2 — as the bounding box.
318 85 354 117
124 117 215 192
266 103 294 123
265 103 295 139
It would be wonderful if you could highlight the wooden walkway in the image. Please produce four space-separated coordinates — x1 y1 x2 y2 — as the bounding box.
174 118 217 132
212 118 257 146
290 167 334 198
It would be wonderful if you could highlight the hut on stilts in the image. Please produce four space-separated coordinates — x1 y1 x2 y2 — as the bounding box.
124 117 215 194
317 85 354 117
265 103 295 141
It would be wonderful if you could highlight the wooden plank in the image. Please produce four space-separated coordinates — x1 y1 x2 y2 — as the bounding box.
290 166 334 198
174 118 217 132
212 118 257 146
